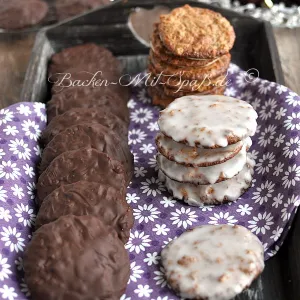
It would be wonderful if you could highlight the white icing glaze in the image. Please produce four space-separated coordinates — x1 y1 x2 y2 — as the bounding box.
158 155 255 206
158 95 258 148
161 224 264 300
156 132 252 167
157 143 247 185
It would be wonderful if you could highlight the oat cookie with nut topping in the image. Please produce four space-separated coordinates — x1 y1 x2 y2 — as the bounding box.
158 5 235 58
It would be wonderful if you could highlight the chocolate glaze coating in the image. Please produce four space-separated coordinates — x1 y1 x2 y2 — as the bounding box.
24 215 130 300
36 148 126 205
40 108 128 146
0 0 48 30
35 181 134 243
47 88 129 123
49 43 121 76
39 123 133 182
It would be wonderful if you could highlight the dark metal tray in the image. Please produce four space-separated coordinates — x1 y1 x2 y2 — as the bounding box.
21 1 299 300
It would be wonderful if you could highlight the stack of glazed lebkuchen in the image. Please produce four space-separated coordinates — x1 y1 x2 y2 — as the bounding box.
156 95 258 206
148 5 235 108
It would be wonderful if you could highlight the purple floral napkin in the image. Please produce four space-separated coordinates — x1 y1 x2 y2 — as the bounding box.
124 64 300 299
0 102 46 300
0 63 300 300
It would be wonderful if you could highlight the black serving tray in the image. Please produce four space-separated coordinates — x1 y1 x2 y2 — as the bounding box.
21 1 300 300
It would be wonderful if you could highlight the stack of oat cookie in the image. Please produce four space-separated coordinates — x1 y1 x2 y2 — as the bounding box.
156 95 258 206
148 5 235 107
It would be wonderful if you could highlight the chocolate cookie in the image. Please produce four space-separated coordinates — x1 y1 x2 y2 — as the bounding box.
36 148 126 205
35 181 134 243
41 108 128 146
151 27 218 67
49 43 120 76
158 5 235 58
40 123 133 182
55 0 111 21
150 50 231 81
47 88 129 123
24 215 130 300
0 0 48 30
161 224 264 299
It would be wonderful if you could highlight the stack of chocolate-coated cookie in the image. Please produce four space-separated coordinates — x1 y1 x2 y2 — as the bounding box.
148 5 235 108
156 95 258 206
23 44 133 300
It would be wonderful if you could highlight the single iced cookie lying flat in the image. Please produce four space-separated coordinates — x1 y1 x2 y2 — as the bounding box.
156 132 252 167
159 155 254 206
157 142 247 185
158 95 257 148
162 224 264 300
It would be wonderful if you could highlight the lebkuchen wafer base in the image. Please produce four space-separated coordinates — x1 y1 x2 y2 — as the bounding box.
23 43 133 300
148 5 235 107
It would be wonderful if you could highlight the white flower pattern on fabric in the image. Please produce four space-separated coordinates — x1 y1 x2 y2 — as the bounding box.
9 139 31 160
0 285 18 300
0 208 11 223
0 161 21 180
140 177 165 197
208 212 238 225
0 226 25 253
0 109 13 126
0 254 12 281
16 104 31 116
21 120 41 141
252 181 275 205
134 284 153 298
143 252 160 266
248 212 274 235
170 208 197 229
3 126 19 136
128 262 143 283
126 231 151 254
14 204 36 227
128 129 147 145
133 204 159 223
283 137 300 158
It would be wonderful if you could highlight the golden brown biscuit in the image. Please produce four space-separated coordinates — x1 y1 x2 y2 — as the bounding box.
149 50 231 81
158 5 235 58
148 84 226 108
151 26 218 67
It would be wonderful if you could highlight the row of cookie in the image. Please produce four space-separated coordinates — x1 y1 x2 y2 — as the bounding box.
147 5 235 107
0 0 111 30
157 95 258 206
23 44 132 299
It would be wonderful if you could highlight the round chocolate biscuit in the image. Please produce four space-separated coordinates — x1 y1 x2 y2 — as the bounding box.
24 215 130 300
158 95 258 148
161 224 264 299
36 148 126 205
41 108 128 146
39 123 133 182
150 50 231 81
0 0 48 30
151 27 218 67
35 181 133 243
55 0 111 21
49 43 120 76
158 5 235 58
47 88 129 123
